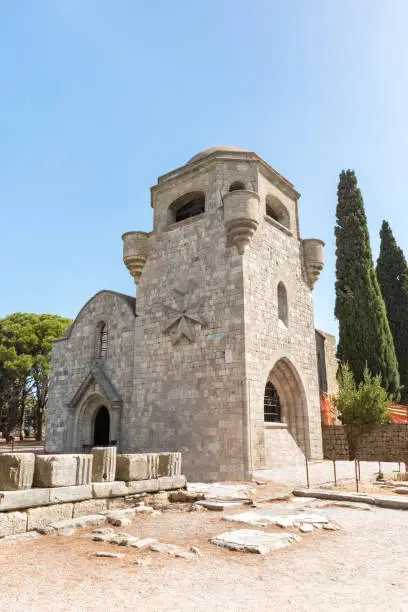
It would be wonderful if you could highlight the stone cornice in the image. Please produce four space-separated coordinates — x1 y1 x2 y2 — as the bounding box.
150 151 301 204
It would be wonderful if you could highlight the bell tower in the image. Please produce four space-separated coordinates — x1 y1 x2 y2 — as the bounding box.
121 147 324 481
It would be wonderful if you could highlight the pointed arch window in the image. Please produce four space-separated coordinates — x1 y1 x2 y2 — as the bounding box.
277 282 288 326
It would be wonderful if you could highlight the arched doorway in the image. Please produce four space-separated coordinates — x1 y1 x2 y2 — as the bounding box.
93 406 110 446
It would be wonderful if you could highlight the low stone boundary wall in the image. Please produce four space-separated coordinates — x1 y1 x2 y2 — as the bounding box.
0 448 186 537
322 424 408 462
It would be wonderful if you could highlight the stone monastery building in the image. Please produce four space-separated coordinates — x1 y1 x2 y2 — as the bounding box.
46 146 337 481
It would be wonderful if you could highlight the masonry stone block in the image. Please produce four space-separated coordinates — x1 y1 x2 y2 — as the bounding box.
146 453 182 478
72 498 108 517
49 485 92 504
0 453 35 491
27 503 74 531
0 511 27 537
126 479 160 494
116 454 148 481
92 481 128 498
0 488 50 512
34 455 93 488
92 447 116 482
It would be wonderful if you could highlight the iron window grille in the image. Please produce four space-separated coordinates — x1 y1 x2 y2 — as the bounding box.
264 382 281 422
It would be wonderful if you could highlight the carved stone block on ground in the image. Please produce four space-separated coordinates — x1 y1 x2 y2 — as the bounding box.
0 453 35 491
146 453 182 478
92 447 116 483
116 454 148 481
34 455 93 488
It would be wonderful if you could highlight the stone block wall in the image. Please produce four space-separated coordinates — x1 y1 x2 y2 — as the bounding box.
322 425 408 462
0 450 185 538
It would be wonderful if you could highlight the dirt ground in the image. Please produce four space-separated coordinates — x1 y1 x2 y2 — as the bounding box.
1 491 408 612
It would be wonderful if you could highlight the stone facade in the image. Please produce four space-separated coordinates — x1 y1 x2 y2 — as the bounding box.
46 146 334 481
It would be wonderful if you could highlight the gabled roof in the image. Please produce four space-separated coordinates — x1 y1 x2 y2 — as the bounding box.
61 290 136 341
68 361 123 409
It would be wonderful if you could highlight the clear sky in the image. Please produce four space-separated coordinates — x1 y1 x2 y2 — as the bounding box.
1 0 408 338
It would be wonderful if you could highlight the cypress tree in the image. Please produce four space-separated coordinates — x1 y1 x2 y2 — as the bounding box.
376 220 408 403
334 170 400 398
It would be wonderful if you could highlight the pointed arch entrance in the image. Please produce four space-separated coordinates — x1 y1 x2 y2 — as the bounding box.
93 406 110 445
264 357 310 458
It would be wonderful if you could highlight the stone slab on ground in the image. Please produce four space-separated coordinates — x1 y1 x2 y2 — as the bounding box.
131 537 157 549
0 488 51 511
168 490 205 503
305 500 372 511
92 447 116 483
92 551 125 558
196 500 250 511
49 485 92 504
211 529 300 554
46 514 106 533
188 483 255 500
393 488 408 495
27 503 74 531
0 510 27 537
293 489 376 505
294 488 408 511
0 531 41 544
222 510 328 528
0 453 35 491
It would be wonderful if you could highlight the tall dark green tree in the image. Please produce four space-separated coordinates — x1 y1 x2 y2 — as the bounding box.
334 170 400 398
376 220 408 403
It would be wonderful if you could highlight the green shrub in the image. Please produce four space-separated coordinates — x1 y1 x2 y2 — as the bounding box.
333 363 391 425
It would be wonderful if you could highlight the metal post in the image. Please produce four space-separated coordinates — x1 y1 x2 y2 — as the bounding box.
305 455 310 489
355 459 359 492
333 460 337 486
357 460 361 481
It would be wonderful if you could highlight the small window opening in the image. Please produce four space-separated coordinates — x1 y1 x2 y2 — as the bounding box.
169 192 205 224
229 181 245 192
265 195 290 229
97 322 108 358
264 382 281 422
277 282 288 326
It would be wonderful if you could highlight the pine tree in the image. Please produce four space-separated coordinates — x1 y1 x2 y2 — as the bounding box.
376 220 408 403
334 170 400 398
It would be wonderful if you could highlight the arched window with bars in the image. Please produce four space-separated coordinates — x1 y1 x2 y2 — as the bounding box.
264 382 282 422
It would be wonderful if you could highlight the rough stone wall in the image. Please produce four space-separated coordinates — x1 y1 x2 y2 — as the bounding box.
46 291 135 452
323 332 339 395
315 330 338 396
243 169 323 469
125 160 256 482
323 425 408 462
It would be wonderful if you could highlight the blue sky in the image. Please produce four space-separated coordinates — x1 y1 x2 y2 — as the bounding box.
1 0 408 338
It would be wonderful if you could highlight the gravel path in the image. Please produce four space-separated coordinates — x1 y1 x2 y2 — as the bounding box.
1 496 408 611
